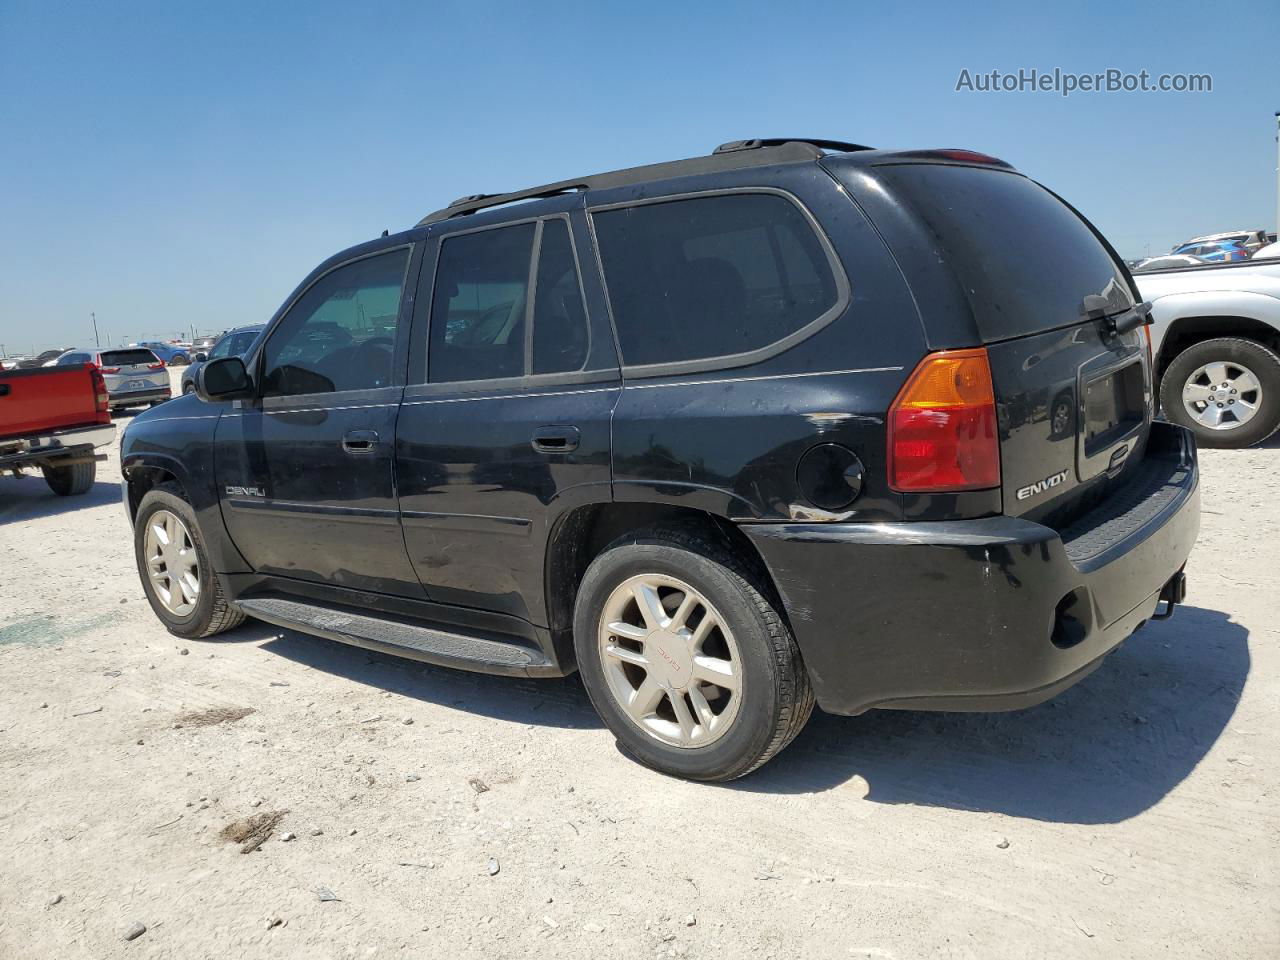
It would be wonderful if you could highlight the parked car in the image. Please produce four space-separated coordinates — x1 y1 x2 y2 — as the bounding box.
55 347 171 412
191 335 222 355
1 362 114 494
121 138 1198 781
0 356 30 371
1173 230 1268 255
1133 255 1205 273
137 341 191 366
1171 240 1250 262
1134 257 1280 447
180 325 265 394
19 349 72 369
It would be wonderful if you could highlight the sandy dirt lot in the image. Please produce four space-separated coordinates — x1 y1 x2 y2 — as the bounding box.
1 371 1277 959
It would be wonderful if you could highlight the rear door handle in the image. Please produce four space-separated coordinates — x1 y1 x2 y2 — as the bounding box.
342 429 379 454
531 425 580 454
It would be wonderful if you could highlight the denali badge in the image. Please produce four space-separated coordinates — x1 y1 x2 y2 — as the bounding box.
225 485 265 497
1015 469 1069 501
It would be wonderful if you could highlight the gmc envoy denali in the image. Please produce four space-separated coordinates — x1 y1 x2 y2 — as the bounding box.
121 138 1199 781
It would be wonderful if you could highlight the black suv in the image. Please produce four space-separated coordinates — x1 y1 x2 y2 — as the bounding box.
121 138 1199 781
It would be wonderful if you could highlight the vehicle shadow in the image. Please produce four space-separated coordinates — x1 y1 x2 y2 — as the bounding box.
0 478 121 526
731 605 1248 823
257 624 601 731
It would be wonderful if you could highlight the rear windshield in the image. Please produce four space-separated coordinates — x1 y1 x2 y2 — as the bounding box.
878 164 1133 341
101 349 158 366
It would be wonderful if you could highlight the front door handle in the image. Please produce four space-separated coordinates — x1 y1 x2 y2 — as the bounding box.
531 425 580 454
342 429 379 454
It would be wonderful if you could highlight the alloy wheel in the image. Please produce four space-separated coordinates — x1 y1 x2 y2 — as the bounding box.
597 574 742 748
1182 360 1262 431
144 509 200 616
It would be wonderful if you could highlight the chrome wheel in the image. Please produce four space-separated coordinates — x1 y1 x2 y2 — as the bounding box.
1182 361 1262 431
144 509 200 616
597 574 742 748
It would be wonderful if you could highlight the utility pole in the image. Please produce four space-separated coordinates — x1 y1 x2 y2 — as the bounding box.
1275 112 1279 237
92 312 100 349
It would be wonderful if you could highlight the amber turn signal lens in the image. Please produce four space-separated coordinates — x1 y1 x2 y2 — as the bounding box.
887 348 1001 493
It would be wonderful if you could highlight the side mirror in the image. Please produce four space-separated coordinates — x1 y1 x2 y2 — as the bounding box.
193 352 208 363
194 356 254 402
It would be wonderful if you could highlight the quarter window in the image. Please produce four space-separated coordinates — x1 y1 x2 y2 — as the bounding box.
591 193 841 367
260 249 409 397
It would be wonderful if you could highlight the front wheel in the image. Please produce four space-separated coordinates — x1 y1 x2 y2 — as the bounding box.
573 527 814 781
134 483 245 638
1160 337 1280 448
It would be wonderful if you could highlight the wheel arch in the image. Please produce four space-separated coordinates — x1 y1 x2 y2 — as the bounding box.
544 501 783 667
122 451 251 574
1151 304 1280 381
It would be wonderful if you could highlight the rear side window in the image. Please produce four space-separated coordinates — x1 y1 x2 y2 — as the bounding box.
101 349 158 367
57 352 92 365
876 164 1134 341
591 193 841 367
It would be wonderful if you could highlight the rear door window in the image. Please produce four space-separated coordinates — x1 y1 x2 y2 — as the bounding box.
57 352 92 366
422 218 591 384
590 193 841 368
875 164 1134 341
531 219 589 375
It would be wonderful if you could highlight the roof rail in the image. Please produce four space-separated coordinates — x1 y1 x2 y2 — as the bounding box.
416 138 874 227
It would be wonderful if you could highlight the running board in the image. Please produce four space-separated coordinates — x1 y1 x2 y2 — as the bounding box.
234 597 557 677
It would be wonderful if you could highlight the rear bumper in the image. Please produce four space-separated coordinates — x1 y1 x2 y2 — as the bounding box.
0 421 116 459
743 422 1200 716
108 387 170 406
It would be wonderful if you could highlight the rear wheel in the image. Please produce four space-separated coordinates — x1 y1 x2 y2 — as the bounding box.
134 483 245 638
1161 337 1280 448
573 527 813 781
42 460 95 496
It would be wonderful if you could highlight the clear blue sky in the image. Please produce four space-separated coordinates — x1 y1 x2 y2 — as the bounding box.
1 0 1277 354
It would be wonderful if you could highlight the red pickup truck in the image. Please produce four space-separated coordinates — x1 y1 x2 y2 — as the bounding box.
1 364 116 495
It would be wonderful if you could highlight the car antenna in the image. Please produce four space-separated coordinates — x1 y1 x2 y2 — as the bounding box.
381 229 389 237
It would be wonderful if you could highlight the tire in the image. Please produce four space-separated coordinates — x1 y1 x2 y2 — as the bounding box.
573 526 814 781
171 354 188 366
42 460 95 496
1160 337 1280 448
133 482 245 639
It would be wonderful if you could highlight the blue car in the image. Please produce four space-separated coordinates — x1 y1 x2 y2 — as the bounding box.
137 341 191 366
1171 240 1250 262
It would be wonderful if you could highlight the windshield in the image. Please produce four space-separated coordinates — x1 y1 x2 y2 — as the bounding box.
878 163 1134 340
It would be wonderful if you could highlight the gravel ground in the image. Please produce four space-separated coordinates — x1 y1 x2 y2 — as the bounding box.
1 371 1277 958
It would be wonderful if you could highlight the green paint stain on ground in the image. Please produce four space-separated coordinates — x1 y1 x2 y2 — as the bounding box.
0 611 122 647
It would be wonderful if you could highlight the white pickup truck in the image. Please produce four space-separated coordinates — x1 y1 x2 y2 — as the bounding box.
1135 258 1280 448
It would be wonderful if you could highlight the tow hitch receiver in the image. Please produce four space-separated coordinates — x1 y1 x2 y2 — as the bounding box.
1151 571 1187 621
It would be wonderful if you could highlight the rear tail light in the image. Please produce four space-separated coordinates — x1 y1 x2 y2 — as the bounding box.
100 366 121 374
148 361 166 370
888 348 1001 493
90 367 110 419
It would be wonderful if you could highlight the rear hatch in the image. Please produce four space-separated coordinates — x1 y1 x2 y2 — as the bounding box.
100 348 166 394
872 161 1153 525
